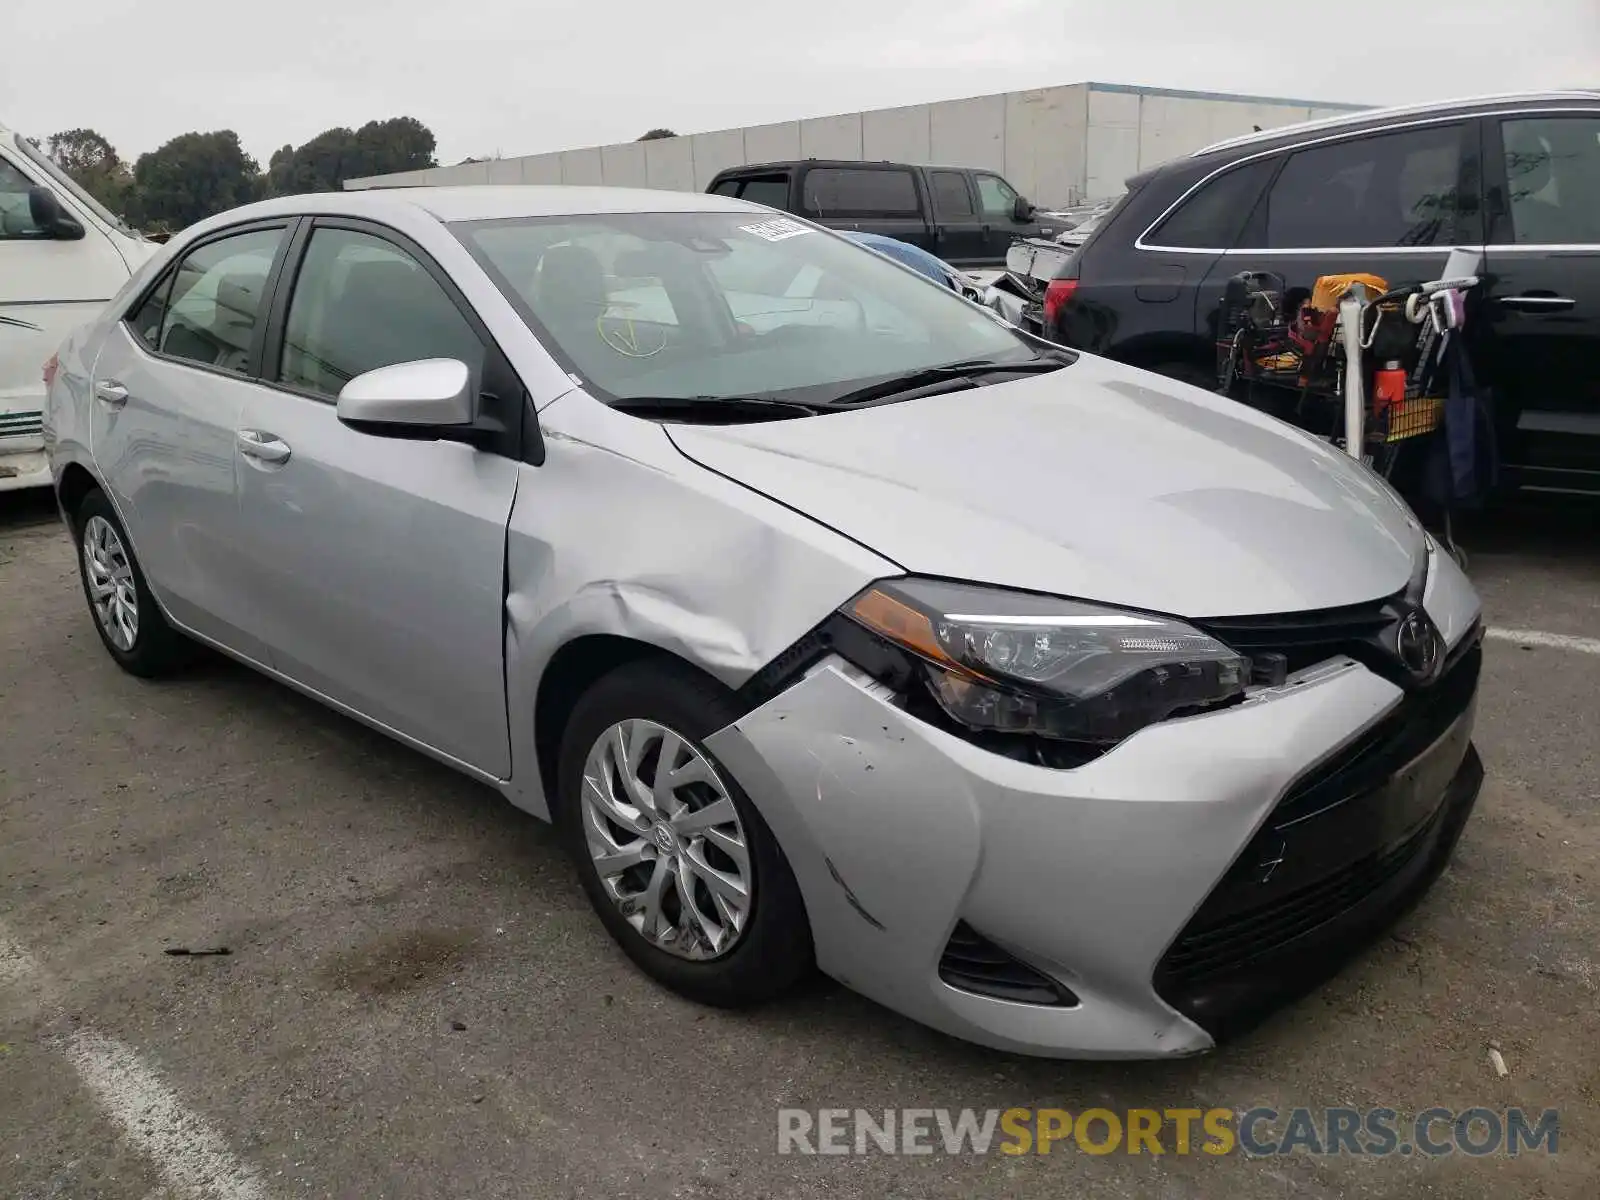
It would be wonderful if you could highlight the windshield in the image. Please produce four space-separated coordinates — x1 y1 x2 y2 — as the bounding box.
15 134 140 238
454 211 1046 407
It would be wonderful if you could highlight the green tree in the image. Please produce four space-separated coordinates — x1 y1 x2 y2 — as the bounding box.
129 130 263 229
637 128 678 141
46 127 131 213
267 117 437 195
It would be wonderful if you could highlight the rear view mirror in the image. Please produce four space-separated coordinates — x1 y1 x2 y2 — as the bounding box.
28 186 85 240
336 359 476 431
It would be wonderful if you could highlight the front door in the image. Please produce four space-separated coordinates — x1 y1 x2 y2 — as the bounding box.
1480 110 1600 493
88 222 290 658
973 172 1033 264
233 219 520 777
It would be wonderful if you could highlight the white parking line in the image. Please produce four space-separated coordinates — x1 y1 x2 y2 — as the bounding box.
58 1031 270 1200
1 920 269 1200
1488 627 1600 656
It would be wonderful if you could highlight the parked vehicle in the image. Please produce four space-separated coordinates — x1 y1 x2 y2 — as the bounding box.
1041 90 1600 496
840 230 985 299
1 122 157 491
48 184 1484 1058
706 160 1061 267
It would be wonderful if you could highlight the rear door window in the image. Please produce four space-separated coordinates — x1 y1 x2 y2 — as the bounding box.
930 171 976 219
1147 159 1277 249
1254 123 1469 249
1497 115 1600 245
736 176 790 210
154 227 286 373
802 168 919 217
709 179 741 197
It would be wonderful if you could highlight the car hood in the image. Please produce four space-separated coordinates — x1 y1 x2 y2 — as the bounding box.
665 355 1423 618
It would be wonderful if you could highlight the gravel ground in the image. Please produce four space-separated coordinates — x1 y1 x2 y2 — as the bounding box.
2 487 1596 1199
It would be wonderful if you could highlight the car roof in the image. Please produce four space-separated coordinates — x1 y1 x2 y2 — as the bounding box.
210 185 768 227
1188 89 1600 159
711 160 979 175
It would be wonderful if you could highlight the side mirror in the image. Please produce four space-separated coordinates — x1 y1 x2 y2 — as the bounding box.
1012 196 1037 224
336 359 476 433
28 186 85 240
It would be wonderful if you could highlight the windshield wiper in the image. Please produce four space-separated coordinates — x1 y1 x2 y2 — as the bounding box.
610 394 821 421
822 355 1069 409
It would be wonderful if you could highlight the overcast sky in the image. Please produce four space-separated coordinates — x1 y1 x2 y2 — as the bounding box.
4 0 1596 166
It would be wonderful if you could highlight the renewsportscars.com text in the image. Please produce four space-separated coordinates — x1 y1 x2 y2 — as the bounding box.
776 1106 1560 1157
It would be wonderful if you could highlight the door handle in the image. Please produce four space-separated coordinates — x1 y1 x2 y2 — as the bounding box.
94 380 128 407
1500 294 1575 312
237 429 292 465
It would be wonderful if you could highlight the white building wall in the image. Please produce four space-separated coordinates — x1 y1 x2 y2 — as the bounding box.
743 121 802 164
344 82 1362 206
799 113 864 159
599 142 648 188
520 153 563 184
644 135 696 191
860 104 929 163
929 94 1008 174
689 128 747 189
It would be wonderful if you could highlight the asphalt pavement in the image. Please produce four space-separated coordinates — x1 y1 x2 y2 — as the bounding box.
2 487 1596 1199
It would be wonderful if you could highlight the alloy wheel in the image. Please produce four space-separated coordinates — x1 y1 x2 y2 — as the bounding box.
82 515 139 652
579 719 753 961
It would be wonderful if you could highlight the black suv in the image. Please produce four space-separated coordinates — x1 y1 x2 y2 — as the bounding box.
1046 91 1600 496
707 160 1058 267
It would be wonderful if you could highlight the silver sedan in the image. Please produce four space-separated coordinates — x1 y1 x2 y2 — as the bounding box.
44 186 1485 1058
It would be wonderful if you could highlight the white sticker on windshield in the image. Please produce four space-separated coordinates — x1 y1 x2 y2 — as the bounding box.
739 217 811 242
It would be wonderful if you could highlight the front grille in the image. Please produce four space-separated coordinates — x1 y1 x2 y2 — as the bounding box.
0 410 44 440
1152 632 1483 1032
1274 636 1480 827
1158 797 1445 983
939 922 1078 1007
1196 592 1408 684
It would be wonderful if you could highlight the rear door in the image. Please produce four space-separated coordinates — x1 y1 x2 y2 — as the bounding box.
232 218 521 777
926 170 986 265
88 222 290 658
797 165 930 250
1480 109 1600 492
1194 119 1479 379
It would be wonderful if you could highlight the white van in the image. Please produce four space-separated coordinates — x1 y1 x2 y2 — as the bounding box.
1 122 158 491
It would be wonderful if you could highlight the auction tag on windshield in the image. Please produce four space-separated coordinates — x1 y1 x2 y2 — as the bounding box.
739 217 811 242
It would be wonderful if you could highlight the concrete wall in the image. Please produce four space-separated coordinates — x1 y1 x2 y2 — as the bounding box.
346 82 1363 206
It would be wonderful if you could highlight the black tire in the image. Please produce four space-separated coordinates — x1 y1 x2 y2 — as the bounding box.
555 657 813 1007
72 488 192 678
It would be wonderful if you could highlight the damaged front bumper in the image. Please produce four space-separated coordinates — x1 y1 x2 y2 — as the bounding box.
704 631 1482 1059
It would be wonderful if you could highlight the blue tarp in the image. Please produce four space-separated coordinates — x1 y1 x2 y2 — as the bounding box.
840 232 959 290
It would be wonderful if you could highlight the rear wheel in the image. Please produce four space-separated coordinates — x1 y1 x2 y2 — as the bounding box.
556 658 813 1007
73 489 191 677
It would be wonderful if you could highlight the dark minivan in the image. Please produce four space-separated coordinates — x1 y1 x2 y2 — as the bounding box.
706 160 1058 267
1045 90 1600 497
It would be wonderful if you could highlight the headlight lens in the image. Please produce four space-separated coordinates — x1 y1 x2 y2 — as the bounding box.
844 578 1249 744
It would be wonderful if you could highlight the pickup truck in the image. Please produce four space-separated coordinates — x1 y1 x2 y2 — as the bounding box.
1 122 157 491
706 159 1061 268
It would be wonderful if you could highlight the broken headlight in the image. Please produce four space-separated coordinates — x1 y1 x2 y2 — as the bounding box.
843 577 1248 745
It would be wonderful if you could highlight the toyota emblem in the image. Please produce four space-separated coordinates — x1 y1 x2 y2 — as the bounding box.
1394 610 1442 682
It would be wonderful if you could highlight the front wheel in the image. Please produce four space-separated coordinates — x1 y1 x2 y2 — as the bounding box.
556 658 813 1007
